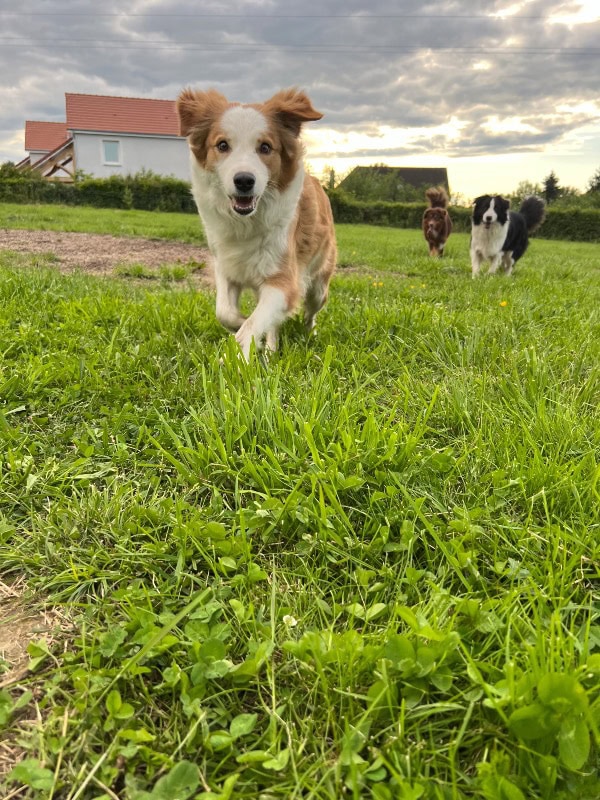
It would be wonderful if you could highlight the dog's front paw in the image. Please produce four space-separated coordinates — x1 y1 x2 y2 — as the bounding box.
234 322 257 361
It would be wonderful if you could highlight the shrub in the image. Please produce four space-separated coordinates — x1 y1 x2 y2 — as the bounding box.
326 190 600 242
0 171 197 214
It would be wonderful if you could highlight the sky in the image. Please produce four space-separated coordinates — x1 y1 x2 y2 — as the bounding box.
1 0 599 201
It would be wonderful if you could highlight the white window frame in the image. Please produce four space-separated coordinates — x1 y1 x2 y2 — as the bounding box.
102 139 121 166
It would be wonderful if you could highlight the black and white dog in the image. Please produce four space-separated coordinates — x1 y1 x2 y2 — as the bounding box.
470 195 545 277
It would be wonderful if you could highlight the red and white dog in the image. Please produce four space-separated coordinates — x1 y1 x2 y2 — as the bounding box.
176 87 337 360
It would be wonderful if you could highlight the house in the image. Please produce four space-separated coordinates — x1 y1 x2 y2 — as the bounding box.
338 166 450 201
23 122 69 168
20 93 190 182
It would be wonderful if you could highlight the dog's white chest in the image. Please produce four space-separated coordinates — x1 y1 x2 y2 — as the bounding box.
471 223 507 257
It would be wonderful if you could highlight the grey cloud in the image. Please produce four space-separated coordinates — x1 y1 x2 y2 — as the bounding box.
0 0 599 164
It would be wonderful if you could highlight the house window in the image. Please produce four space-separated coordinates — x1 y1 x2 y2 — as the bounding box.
102 140 121 165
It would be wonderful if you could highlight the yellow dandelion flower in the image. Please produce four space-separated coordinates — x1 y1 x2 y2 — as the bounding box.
499 300 508 307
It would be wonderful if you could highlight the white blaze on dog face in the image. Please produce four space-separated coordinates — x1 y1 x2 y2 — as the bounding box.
205 106 274 217
482 198 498 227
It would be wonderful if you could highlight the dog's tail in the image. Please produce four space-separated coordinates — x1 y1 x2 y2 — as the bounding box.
519 196 546 233
425 186 449 209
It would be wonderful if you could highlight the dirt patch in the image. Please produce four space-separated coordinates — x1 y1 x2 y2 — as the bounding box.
0 581 72 781
0 581 68 689
0 228 214 284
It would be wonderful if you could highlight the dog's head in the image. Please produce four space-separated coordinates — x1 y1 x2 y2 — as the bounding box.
472 195 510 229
423 207 447 237
177 87 322 218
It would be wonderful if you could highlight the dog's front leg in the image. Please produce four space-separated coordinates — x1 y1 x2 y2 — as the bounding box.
471 249 483 278
235 284 290 360
215 272 246 332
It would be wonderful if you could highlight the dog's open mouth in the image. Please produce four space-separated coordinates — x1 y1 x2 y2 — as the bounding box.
231 195 258 216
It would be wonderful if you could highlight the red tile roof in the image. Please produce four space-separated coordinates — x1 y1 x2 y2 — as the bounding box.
65 93 179 136
25 121 69 152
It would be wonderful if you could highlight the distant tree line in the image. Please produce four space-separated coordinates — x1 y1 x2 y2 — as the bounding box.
508 168 600 209
325 164 432 203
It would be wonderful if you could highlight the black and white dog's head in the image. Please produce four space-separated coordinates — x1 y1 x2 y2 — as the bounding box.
472 195 510 230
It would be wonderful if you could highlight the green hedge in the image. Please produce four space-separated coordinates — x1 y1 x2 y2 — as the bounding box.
0 174 197 214
1 177 598 242
327 190 600 243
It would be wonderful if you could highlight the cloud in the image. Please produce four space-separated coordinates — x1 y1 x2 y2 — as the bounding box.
0 0 598 194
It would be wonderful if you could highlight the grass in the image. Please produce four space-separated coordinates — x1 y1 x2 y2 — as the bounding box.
0 202 205 243
0 203 599 799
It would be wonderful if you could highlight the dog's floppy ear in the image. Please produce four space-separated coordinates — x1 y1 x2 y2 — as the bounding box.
176 88 229 137
177 88 229 163
264 88 323 137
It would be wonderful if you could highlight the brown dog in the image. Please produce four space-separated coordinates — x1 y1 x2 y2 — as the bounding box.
176 87 337 360
422 187 452 257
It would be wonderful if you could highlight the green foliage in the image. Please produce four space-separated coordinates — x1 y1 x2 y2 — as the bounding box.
0 169 197 213
328 190 600 242
543 171 561 204
337 165 430 202
0 161 42 180
328 189 473 231
587 166 600 193
508 180 543 208
508 674 592 770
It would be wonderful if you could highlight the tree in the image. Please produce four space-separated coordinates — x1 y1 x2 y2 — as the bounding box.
542 171 560 204
587 166 600 194
509 180 543 208
0 161 24 178
321 165 336 190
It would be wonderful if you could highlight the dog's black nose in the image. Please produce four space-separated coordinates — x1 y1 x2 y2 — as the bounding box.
484 215 492 222
233 172 256 194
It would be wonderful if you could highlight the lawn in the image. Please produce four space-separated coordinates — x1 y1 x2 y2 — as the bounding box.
0 204 599 799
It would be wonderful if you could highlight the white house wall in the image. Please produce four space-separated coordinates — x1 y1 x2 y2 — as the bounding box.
29 150 49 165
72 132 191 181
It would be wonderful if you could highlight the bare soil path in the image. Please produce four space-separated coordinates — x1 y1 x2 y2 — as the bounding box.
0 228 213 282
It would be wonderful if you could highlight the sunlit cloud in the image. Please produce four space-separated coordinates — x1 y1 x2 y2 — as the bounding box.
549 1 599 25
491 3 526 18
483 116 540 135
305 117 466 157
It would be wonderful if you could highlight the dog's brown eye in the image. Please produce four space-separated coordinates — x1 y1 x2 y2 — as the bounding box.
259 142 272 155
216 140 229 153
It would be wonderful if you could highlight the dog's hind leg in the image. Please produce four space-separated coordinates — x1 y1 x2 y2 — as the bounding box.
304 251 335 332
304 273 333 333
502 252 515 275
488 254 502 275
